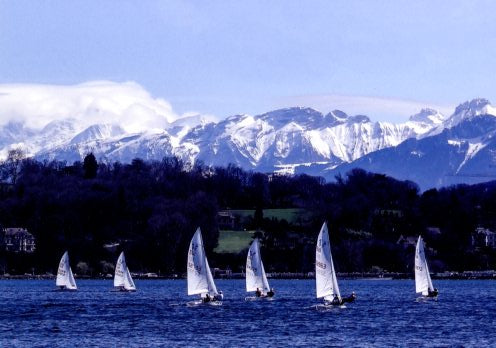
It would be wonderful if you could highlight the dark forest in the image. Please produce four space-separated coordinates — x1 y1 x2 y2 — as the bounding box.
1 150 496 276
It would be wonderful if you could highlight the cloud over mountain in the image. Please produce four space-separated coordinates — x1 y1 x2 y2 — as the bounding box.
0 81 179 133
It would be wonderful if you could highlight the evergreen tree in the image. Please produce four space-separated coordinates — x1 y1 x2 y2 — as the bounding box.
83 153 98 179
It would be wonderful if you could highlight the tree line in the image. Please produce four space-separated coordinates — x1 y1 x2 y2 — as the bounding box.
1 150 496 275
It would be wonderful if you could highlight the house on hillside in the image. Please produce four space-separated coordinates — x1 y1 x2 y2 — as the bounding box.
472 227 496 249
1 228 36 253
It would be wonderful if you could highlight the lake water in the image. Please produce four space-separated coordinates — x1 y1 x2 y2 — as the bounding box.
0 279 495 347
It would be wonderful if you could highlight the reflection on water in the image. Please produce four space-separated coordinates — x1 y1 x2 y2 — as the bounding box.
0 279 495 347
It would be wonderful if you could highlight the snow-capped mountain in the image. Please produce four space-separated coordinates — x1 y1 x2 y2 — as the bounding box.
177 107 439 173
0 103 445 170
408 108 444 126
70 124 125 145
425 98 496 138
317 100 496 190
27 105 441 171
5 97 496 189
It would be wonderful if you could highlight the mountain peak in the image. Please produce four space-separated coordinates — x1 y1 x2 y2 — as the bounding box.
70 123 125 144
347 114 370 124
409 108 444 125
324 110 348 126
259 107 323 127
260 107 321 118
453 98 491 116
444 98 496 129
328 109 348 119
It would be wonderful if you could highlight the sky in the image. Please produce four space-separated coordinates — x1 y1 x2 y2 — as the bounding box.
1 0 496 125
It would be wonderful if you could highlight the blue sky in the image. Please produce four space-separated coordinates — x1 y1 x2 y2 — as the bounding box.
1 0 495 122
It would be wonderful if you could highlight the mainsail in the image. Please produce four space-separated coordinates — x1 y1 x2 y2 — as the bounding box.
114 251 136 291
246 238 270 293
415 236 435 296
315 222 341 301
56 251 77 290
187 228 218 296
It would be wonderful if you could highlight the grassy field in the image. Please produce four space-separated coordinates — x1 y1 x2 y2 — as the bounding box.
227 208 311 224
215 208 313 254
214 230 255 254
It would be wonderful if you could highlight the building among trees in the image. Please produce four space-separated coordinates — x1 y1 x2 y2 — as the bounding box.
1 228 36 253
472 227 496 249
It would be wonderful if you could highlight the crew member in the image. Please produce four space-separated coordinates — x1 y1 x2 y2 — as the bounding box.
255 288 262 297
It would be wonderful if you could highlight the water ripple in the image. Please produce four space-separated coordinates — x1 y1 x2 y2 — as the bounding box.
0 279 495 347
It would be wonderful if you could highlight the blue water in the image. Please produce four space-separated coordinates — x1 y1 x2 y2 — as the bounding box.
0 279 495 347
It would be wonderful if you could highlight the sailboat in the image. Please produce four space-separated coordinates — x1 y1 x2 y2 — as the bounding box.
187 228 223 305
315 222 355 306
415 236 438 298
246 238 273 299
56 251 77 290
114 251 136 292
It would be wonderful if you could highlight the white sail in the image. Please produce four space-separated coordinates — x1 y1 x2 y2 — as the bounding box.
261 262 270 292
56 251 77 290
114 252 136 291
205 257 218 295
315 222 340 300
415 236 434 296
246 238 270 293
187 228 218 296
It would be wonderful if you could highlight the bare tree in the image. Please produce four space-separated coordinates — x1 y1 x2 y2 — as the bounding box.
1 148 26 184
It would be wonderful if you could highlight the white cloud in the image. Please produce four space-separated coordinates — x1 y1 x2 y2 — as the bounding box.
0 81 182 133
275 94 455 122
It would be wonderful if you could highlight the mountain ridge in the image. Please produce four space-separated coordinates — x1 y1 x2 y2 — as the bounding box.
2 98 496 189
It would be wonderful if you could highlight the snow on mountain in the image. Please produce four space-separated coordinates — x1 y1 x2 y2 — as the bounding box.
447 98 496 126
4 95 496 190
21 118 86 156
176 106 439 173
426 98 496 137
37 130 176 164
3 103 444 173
70 124 125 144
0 121 36 147
320 112 496 190
14 99 496 190
408 108 444 125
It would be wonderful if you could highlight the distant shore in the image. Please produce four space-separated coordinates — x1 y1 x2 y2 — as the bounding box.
1 270 495 280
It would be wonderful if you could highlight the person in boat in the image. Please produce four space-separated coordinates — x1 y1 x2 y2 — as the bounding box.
255 288 262 297
213 291 223 301
202 293 211 303
342 292 356 303
267 288 275 297
331 294 341 306
427 288 438 297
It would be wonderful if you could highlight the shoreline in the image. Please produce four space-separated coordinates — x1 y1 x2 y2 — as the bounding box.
1 271 495 281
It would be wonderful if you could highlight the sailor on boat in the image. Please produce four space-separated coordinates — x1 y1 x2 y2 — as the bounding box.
246 238 273 299
213 291 223 301
330 295 341 306
341 291 357 303
415 236 438 298
315 222 355 307
187 228 223 305
113 251 137 292
56 251 77 291
255 288 262 297
427 288 438 297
